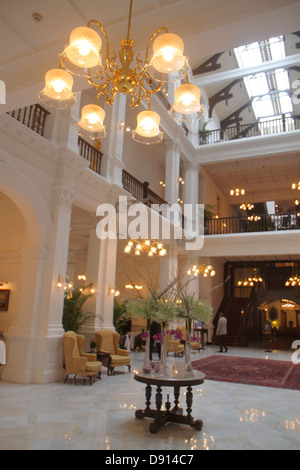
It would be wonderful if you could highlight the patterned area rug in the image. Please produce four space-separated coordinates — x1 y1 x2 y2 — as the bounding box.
191 355 300 390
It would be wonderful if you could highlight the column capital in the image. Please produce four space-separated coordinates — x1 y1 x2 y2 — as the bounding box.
165 139 182 154
52 185 74 212
182 161 200 172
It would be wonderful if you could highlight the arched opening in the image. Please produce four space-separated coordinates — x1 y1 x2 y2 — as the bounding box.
0 191 28 336
258 298 300 350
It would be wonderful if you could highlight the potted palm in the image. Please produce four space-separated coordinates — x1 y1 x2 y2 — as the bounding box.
62 283 98 333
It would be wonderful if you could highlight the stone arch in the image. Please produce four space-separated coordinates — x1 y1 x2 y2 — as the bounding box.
0 171 52 249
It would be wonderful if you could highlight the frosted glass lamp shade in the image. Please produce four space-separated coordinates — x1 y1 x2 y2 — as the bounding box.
38 69 76 109
169 83 204 123
132 110 163 145
75 104 106 139
60 27 102 77
148 33 189 83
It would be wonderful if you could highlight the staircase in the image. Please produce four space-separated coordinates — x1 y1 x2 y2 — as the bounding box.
214 297 249 346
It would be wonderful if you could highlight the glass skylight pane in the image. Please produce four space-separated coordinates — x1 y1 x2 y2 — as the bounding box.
279 93 293 113
253 97 274 117
248 73 269 95
274 69 290 91
234 35 294 121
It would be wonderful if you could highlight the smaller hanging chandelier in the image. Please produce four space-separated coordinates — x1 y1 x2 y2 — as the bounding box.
230 188 245 197
240 203 254 211
230 161 245 197
292 182 300 190
124 239 167 257
187 263 216 278
285 275 300 287
237 272 263 287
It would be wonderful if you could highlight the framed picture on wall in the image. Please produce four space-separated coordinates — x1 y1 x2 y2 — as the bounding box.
0 290 10 311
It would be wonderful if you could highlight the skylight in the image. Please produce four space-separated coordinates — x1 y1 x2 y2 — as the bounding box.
235 36 293 121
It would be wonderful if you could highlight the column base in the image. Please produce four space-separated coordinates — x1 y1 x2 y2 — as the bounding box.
1 331 65 385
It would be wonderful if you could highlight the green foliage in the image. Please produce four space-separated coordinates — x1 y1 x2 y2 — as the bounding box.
113 299 129 333
62 284 97 333
125 291 177 325
176 293 213 323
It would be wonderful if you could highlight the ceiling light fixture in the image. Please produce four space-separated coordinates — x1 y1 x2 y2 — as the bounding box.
124 239 167 257
187 263 216 278
38 0 203 144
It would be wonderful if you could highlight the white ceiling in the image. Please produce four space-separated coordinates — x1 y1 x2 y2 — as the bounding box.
1 0 300 97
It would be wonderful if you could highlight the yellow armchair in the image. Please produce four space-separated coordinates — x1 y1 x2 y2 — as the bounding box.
166 332 184 357
63 331 102 385
95 329 131 376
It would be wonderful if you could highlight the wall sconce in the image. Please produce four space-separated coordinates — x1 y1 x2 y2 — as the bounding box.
78 274 87 281
109 287 120 297
0 280 8 287
125 284 143 291
57 275 63 288
177 177 185 185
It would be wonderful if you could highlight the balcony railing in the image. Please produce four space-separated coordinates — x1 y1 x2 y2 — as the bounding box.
78 137 103 175
199 114 300 145
122 170 167 206
206 212 300 235
7 104 50 137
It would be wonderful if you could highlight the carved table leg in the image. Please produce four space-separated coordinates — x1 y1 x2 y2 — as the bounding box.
155 386 162 411
173 386 183 414
135 384 152 420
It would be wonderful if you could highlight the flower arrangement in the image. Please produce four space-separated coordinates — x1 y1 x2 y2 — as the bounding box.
125 291 177 325
190 335 201 342
175 293 213 323
167 329 183 341
153 333 163 342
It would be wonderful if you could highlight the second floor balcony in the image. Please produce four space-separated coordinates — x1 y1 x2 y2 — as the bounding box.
206 211 300 235
199 114 300 146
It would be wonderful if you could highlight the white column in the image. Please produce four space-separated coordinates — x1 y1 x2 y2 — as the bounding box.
44 93 81 154
80 216 117 345
183 162 200 236
164 141 181 205
159 246 178 292
101 93 126 186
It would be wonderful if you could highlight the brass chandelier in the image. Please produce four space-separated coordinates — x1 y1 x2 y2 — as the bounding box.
39 0 204 145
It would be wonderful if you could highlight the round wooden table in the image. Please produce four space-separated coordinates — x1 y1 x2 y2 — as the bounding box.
134 370 205 434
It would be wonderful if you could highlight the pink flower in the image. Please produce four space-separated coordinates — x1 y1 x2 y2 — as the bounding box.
153 333 163 342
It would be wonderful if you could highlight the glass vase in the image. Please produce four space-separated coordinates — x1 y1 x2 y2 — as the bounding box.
142 330 151 374
159 322 168 376
185 318 194 376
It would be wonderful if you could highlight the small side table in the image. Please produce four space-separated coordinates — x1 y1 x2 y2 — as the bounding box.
134 370 205 434
96 352 112 376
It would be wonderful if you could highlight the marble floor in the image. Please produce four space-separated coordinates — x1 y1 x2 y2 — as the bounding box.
0 345 299 451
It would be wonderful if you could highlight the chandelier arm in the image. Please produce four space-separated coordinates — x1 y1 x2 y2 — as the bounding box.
87 19 110 63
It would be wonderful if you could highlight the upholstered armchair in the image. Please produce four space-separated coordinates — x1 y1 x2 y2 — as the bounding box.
176 326 201 352
95 329 131 376
166 332 184 357
63 331 102 385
